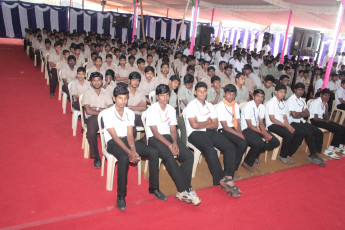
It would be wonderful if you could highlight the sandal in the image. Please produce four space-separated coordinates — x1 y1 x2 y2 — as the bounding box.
220 177 241 197
241 162 255 174
254 159 260 166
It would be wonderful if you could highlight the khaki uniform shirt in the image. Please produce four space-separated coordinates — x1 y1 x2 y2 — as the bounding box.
82 88 113 118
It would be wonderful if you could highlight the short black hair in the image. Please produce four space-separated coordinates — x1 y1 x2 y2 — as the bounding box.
211 75 221 83
253 88 265 96
187 65 195 72
67 55 76 62
184 74 194 84
113 86 129 98
144 66 155 73
106 53 113 59
207 66 215 72
321 88 331 95
169 75 180 82
54 41 62 47
105 69 115 81
63 50 70 55
341 79 345 85
279 74 290 81
128 55 135 60
95 56 103 61
160 62 169 69
119 55 126 61
224 64 233 70
137 58 145 65
264 75 275 83
195 81 208 91
89 72 103 81
275 83 287 91
155 84 170 95
294 82 305 90
224 84 237 94
235 72 244 79
77 66 86 73
129 71 141 81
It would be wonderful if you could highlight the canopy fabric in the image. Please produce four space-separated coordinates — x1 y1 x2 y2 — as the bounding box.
93 0 343 32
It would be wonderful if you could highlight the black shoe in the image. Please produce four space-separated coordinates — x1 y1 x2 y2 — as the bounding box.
94 156 101 168
149 189 167 201
50 93 54 98
116 196 126 211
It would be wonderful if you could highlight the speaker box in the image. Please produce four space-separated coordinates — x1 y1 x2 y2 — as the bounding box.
263 32 273 44
112 16 130 28
289 27 321 56
195 25 214 46
102 17 110 30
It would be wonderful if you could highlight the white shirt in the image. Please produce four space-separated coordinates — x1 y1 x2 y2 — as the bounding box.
314 78 324 94
328 81 337 91
309 97 326 119
335 87 345 105
216 101 240 130
234 60 244 73
265 96 289 127
146 102 177 138
286 94 307 123
240 100 265 130
185 99 217 136
103 106 135 142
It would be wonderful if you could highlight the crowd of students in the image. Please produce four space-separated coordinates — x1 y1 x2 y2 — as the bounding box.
23 27 345 211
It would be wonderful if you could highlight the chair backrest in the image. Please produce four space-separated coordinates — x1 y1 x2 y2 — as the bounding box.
182 107 187 123
141 111 149 144
306 99 314 108
97 110 107 152
148 91 156 105
79 94 86 127
239 102 248 110
83 62 88 68
68 82 74 110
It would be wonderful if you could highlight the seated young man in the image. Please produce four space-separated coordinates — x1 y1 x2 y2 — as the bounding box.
115 55 130 88
101 54 117 72
103 86 165 211
310 88 345 158
216 84 248 178
146 84 201 205
266 84 304 164
70 67 90 111
185 82 241 197
48 41 63 97
82 72 113 168
157 62 170 85
234 72 249 104
335 79 345 110
178 74 196 111
279 74 293 100
201 66 216 88
240 89 279 173
207 76 224 105
125 55 138 73
287 83 326 167
259 75 275 103
221 64 235 88
103 69 117 95
61 55 77 99
127 72 147 127
137 66 160 101
87 56 105 79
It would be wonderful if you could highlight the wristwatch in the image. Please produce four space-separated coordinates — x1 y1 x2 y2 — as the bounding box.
96 107 99 111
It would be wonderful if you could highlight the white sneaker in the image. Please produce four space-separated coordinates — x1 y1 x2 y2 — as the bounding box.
335 147 345 154
188 188 201 206
176 191 192 204
323 150 341 159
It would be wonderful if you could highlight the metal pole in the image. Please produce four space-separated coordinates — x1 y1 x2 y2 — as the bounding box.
132 0 138 43
211 8 214 27
280 10 292 64
82 0 84 9
189 0 199 55
140 0 145 42
172 0 190 57
166 8 169 17
323 0 345 89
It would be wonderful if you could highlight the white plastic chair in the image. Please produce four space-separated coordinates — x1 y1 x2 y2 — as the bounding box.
62 82 68 114
330 100 345 124
69 83 81 136
79 94 89 158
97 110 142 190
148 91 156 105
40 50 45 73
57 68 63 101
141 111 163 173
45 54 49 85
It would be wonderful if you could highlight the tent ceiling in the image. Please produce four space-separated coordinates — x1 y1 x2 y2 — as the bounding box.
90 0 343 32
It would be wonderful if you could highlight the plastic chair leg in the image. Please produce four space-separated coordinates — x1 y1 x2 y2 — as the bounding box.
41 61 44 73
101 155 105 177
192 148 201 178
84 141 89 158
72 113 79 136
58 84 62 101
62 94 67 114
82 132 85 149
138 159 142 185
106 158 116 191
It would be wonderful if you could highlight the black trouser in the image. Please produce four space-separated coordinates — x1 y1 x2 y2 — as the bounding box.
188 129 235 184
337 104 345 110
29 47 34 61
177 115 187 145
149 135 193 192
134 113 144 127
242 128 280 166
107 138 159 197
24 39 27 51
268 124 304 158
311 119 345 147
86 115 100 159
291 122 323 155
35 50 41 67
49 67 58 94
218 128 248 170
72 100 80 111
62 84 70 100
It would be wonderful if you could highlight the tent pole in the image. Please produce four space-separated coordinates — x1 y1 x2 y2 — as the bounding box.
166 8 169 17
189 0 199 55
172 0 190 58
82 0 84 9
280 10 292 64
323 0 345 90
140 0 146 42
210 8 214 27
132 0 138 43
246 25 269 49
